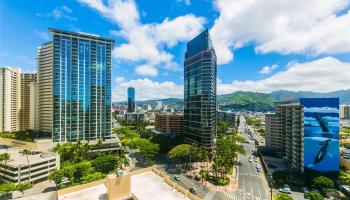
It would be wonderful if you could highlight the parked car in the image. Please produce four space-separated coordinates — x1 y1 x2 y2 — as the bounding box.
302 187 309 193
268 164 277 168
248 157 253 162
189 187 196 195
245 192 252 200
254 157 258 162
279 184 292 194
174 175 180 182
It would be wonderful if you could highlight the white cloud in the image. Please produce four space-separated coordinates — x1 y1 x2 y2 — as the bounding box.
36 5 76 21
34 30 50 40
111 57 350 101
77 0 205 74
259 64 278 75
135 64 158 77
115 76 125 83
210 0 350 64
112 78 183 101
218 57 350 94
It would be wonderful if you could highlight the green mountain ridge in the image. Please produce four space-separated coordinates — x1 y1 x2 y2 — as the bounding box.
113 89 350 112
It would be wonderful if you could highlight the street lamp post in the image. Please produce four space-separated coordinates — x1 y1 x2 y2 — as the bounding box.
267 174 273 200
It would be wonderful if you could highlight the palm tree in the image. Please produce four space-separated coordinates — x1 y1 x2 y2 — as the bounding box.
22 149 31 183
16 182 32 199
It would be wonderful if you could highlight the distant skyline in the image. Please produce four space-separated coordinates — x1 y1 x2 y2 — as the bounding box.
1 0 350 101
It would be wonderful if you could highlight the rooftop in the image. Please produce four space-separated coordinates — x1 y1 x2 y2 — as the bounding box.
58 184 107 200
131 172 188 200
0 146 57 167
48 28 115 44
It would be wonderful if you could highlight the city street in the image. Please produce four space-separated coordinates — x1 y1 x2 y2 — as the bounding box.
210 116 269 200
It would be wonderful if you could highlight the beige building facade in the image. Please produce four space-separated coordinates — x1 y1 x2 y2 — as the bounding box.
265 102 304 172
20 73 37 130
0 67 21 132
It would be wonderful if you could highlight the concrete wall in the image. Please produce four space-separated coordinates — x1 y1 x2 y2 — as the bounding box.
57 180 105 196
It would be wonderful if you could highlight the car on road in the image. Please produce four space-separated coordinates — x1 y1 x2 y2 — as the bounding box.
174 175 180 182
302 187 309 193
189 187 196 195
245 192 252 200
256 165 261 172
279 184 292 194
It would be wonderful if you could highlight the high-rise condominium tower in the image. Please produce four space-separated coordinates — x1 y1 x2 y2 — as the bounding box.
0 67 21 132
127 87 135 113
184 30 217 148
20 73 37 130
37 28 114 142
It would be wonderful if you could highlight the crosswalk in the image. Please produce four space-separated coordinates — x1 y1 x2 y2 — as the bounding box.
223 191 268 200
223 192 244 200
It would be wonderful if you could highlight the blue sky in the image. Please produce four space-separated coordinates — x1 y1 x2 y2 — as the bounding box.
1 0 350 101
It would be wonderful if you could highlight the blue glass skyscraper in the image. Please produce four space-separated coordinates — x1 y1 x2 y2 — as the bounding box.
184 30 217 148
38 29 114 143
127 87 136 113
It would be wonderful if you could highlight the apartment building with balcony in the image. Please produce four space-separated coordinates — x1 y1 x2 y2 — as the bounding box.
0 67 21 132
265 101 304 172
37 28 115 143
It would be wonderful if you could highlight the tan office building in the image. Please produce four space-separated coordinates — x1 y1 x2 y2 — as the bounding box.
37 42 53 134
0 67 21 132
155 113 184 135
20 73 37 130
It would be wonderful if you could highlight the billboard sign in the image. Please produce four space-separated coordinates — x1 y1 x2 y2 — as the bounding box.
301 98 339 173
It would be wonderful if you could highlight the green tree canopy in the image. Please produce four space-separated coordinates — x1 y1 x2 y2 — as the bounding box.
212 135 245 178
168 144 198 163
218 121 230 134
92 155 119 174
16 182 32 198
304 191 324 200
0 182 17 196
131 138 159 161
81 172 105 184
313 176 334 189
48 169 64 189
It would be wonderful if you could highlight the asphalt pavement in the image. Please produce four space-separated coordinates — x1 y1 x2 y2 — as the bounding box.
211 115 269 200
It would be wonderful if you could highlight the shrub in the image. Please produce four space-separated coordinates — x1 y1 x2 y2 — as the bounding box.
304 191 324 200
275 193 293 200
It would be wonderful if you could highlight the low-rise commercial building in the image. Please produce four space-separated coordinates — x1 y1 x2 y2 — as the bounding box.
125 112 145 123
0 145 59 183
217 110 235 124
155 113 184 135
